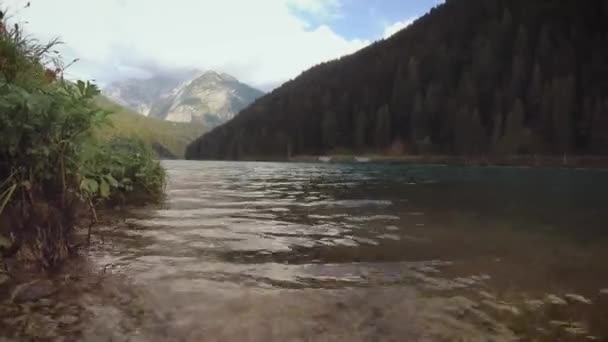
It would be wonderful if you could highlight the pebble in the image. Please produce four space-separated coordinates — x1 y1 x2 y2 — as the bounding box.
565 294 592 305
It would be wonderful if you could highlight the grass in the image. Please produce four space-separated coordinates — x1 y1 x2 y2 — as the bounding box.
95 96 206 159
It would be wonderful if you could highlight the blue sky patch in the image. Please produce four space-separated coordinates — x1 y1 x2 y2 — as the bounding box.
289 0 444 40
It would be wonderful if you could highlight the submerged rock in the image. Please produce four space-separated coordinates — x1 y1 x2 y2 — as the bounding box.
600 289 608 296
11 280 57 303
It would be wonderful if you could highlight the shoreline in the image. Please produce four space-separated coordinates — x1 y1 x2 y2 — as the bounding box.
286 154 608 170
188 154 608 170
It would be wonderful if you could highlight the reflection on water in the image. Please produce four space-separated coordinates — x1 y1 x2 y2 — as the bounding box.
5 161 608 341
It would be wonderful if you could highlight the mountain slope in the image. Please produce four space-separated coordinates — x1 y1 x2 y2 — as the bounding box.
95 97 206 158
103 69 201 116
149 71 264 126
104 70 263 128
186 0 608 160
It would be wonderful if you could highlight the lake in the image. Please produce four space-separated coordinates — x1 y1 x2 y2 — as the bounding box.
3 160 608 341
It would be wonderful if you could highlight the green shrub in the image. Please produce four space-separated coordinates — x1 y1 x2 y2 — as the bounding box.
80 137 166 205
0 11 166 269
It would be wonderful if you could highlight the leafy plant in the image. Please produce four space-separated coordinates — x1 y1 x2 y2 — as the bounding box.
79 137 166 204
0 10 166 269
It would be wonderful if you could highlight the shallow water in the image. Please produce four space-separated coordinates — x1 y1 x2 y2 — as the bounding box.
3 160 608 341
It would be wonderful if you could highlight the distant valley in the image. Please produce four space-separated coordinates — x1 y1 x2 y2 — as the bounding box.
95 96 206 159
104 70 264 128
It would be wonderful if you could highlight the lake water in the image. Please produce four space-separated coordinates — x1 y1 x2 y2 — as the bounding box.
3 160 608 341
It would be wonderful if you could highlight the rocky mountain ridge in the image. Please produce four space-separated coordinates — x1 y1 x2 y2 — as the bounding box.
104 70 263 127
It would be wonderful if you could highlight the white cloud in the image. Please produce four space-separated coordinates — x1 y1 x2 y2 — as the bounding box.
382 18 416 39
287 0 340 17
3 0 366 88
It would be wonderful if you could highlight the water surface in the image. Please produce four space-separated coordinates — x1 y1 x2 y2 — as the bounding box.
5 160 608 341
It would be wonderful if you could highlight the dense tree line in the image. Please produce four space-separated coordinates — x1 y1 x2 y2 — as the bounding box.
186 0 608 160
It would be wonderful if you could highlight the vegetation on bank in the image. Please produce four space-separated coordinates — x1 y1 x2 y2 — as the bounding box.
0 10 165 270
95 96 206 159
187 0 608 160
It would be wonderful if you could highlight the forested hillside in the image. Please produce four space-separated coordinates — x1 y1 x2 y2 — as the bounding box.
186 0 608 160
95 97 206 158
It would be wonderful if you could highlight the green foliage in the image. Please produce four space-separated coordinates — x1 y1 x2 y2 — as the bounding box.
0 12 166 268
94 96 205 158
80 137 166 203
0 76 108 205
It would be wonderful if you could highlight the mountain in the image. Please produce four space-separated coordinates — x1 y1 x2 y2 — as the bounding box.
95 96 206 159
104 70 264 128
186 0 608 161
103 69 201 117
149 71 264 126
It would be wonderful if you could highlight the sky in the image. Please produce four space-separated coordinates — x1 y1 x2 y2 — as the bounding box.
3 0 442 90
